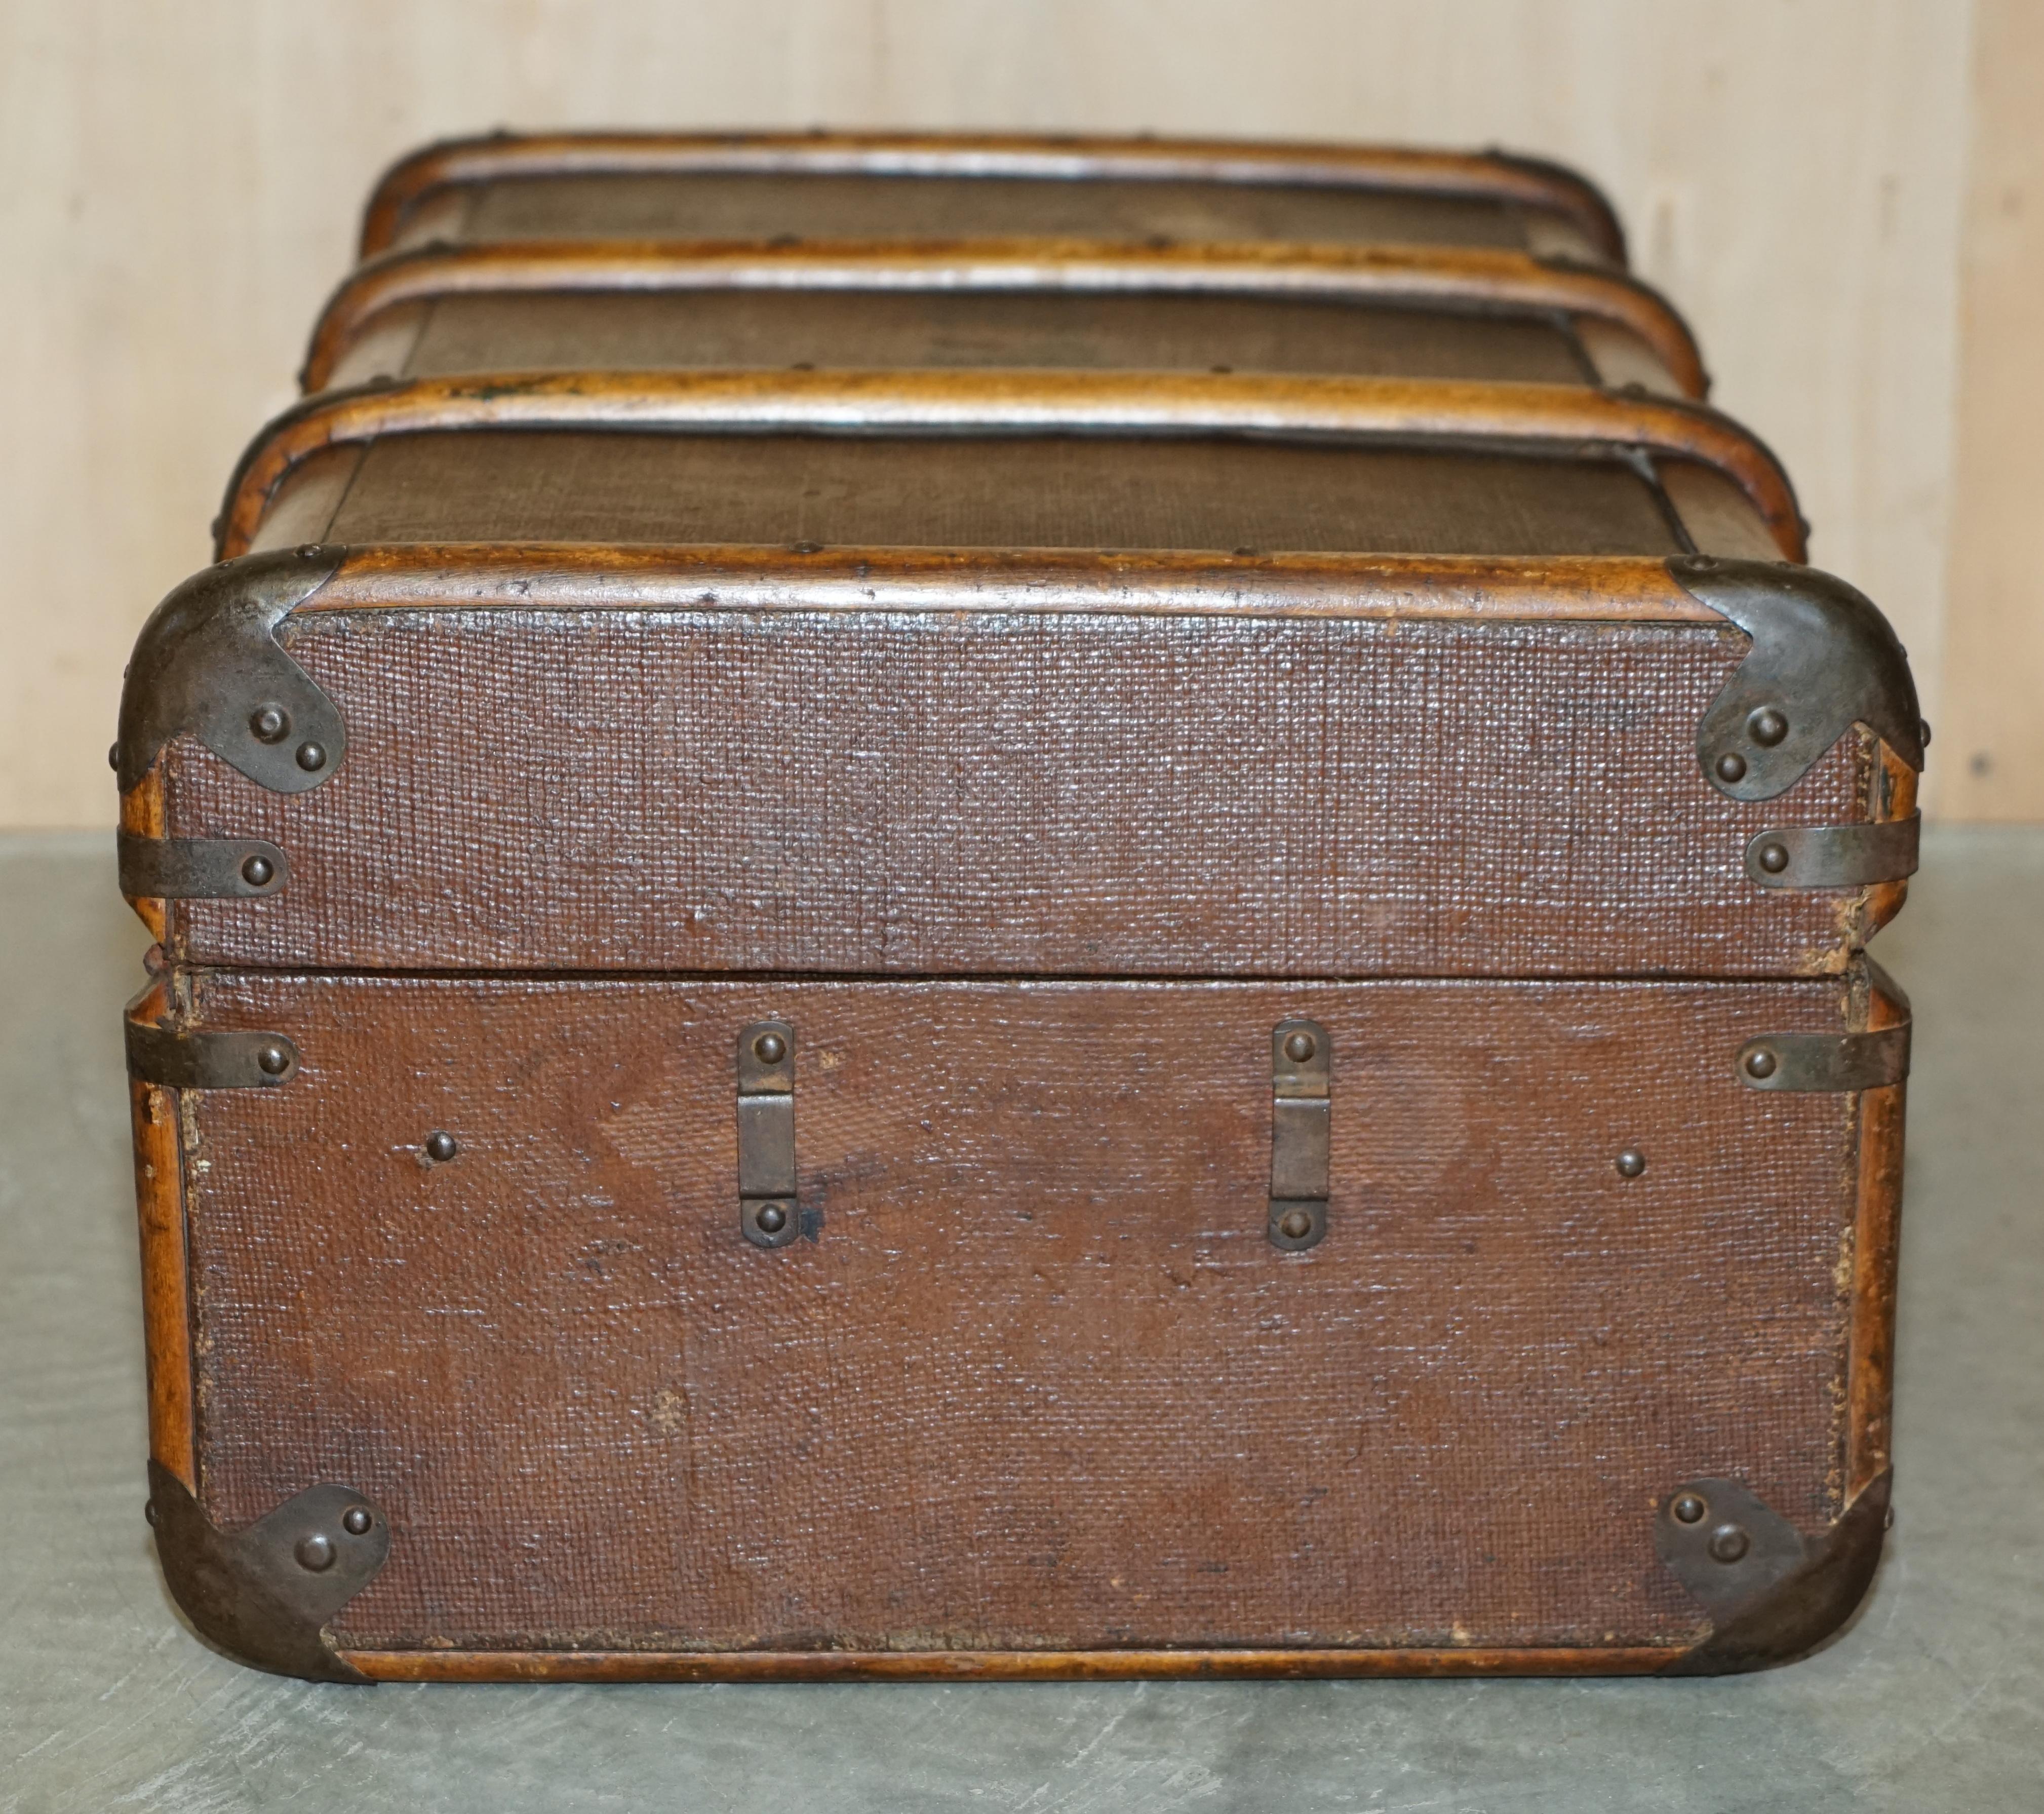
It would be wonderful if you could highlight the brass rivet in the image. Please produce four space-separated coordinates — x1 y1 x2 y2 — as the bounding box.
1708 1523 1751 1563
1757 840 1790 874
1715 752 1748 783
1744 1047 1778 1079
753 1032 786 1064
1277 1208 1313 1240
1282 1031 1316 1064
341 1507 372 1536
424 1131 457 1163
241 855 274 888
1672 1492 1707 1525
255 1042 291 1076
250 705 290 744
1748 707 1790 747
295 1532 336 1572
757 1204 789 1235
1616 1149 1646 1179
295 741 327 773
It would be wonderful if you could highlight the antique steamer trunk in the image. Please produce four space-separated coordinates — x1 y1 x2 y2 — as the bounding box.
119 141 1921 1684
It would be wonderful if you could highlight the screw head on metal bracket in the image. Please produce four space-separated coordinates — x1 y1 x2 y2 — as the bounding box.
255 1041 293 1077
250 705 291 745
240 855 276 888
1715 753 1748 783
1708 1523 1752 1563
1743 1047 1778 1080
295 741 327 773
1267 1199 1327 1252
1748 707 1790 747
1672 1492 1708 1525
295 1533 336 1572
753 1031 787 1064
1755 839 1790 875
1282 1031 1316 1064
341 1507 373 1535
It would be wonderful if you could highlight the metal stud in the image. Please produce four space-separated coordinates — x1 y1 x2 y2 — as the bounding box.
1616 1149 1646 1179
1755 839 1791 874
1672 1492 1707 1525
294 741 327 773
240 855 276 888
756 1203 789 1236
1282 1031 1316 1064
255 1041 292 1076
423 1131 457 1163
341 1507 372 1536
1743 1047 1778 1080
1748 707 1790 747
294 1532 336 1572
1715 752 1748 783
250 705 291 745
753 1031 787 1064
1708 1523 1752 1563
1277 1207 1313 1241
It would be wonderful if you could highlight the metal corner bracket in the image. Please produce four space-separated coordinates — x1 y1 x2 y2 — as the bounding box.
1656 1471 1892 1673
1668 556 1923 802
115 545 348 794
127 1019 300 1089
117 831 290 900
147 1460 389 1682
1744 814 1920 892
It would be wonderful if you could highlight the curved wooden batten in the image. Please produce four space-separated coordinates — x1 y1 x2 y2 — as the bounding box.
302 236 1705 396
360 130 1628 264
218 368 1801 563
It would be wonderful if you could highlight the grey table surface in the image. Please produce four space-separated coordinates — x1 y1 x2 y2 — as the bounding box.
3 826 2039 1813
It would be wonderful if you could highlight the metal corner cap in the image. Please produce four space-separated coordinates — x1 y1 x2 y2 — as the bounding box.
1661 1471 1892 1674
147 1458 389 1682
1669 556 1923 802
115 546 347 794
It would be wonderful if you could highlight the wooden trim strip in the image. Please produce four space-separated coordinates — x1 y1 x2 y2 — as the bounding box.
126 975 196 1493
219 369 1802 562
1845 960 1910 1503
303 237 1703 396
360 131 1627 264
340 1644 1681 1683
294 544 1728 625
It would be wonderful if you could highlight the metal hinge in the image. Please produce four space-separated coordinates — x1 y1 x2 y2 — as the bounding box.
1745 815 1919 891
1269 1019 1330 1251
1736 1023 1910 1093
1668 556 1923 801
117 831 289 899
126 1020 300 1089
736 1021 798 1248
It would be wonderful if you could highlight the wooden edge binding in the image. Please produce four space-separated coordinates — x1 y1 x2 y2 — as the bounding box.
286 544 1730 623
302 237 1703 395
217 369 1803 563
359 131 1627 264
337 1644 1680 1683
127 974 196 1492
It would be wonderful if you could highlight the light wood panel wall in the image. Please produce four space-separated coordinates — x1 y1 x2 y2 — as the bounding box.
0 0 1999 825
1940 0 2043 822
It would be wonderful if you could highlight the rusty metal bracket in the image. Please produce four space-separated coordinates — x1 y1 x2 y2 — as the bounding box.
1737 1022 1910 1094
115 546 347 794
1745 815 1919 892
737 1020 798 1248
1668 556 1922 802
1657 1471 1892 1673
147 1459 389 1682
1269 1019 1330 1251
127 1020 300 1089
117 831 289 900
